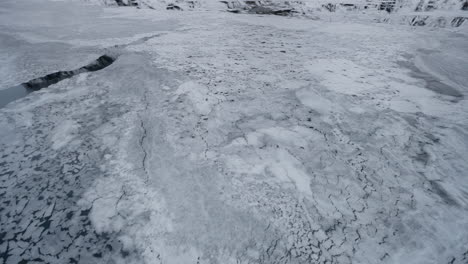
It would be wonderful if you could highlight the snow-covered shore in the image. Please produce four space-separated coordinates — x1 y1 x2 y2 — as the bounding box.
1 0 468 263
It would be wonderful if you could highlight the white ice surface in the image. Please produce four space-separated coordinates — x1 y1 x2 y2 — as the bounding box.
1 0 468 264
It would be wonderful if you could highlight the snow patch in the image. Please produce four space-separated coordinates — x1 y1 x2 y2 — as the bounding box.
175 81 221 115
306 59 379 95
296 87 337 114
268 148 313 196
50 120 80 150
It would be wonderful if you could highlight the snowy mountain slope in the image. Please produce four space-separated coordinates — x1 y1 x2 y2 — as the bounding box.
76 0 468 28
82 0 467 11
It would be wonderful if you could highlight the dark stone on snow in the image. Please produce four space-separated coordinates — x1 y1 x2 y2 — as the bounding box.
323 3 336 12
451 17 466 27
115 0 127 6
115 0 138 7
249 6 294 16
167 4 182 10
462 1 468 10
249 6 274 14
272 8 294 16
410 16 428 26
379 0 395 13
220 1 242 9
339 3 356 10
245 1 258 7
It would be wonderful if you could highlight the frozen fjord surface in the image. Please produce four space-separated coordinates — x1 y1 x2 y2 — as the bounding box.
1 0 468 263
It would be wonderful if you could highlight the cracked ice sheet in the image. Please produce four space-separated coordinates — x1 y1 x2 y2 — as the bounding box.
1 1 468 264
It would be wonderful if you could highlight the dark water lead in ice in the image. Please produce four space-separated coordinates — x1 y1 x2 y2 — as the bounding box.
0 85 31 108
0 55 116 108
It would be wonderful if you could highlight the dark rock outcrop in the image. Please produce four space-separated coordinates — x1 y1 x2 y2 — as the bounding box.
462 0 468 10
451 17 466 26
167 4 182 10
